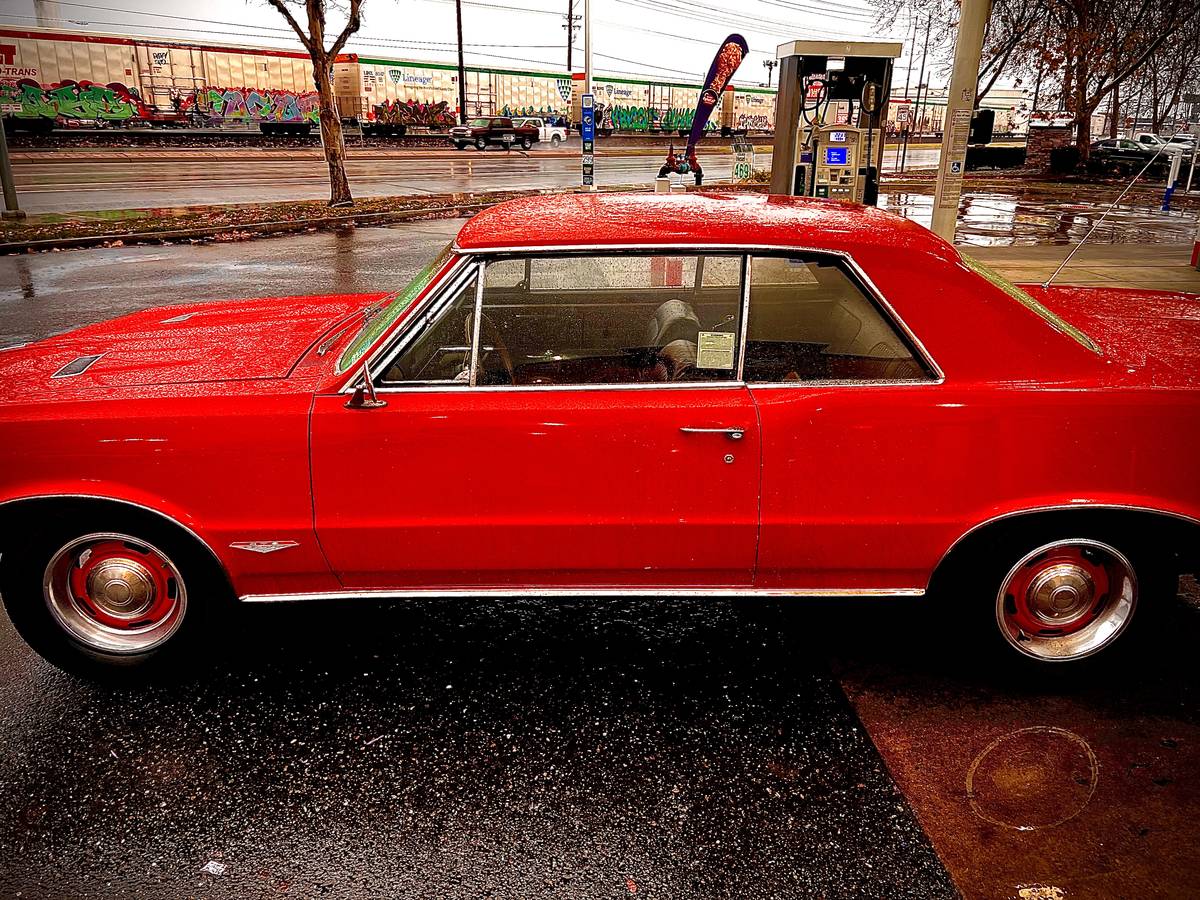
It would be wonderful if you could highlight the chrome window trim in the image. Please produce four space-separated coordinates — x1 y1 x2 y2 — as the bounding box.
366 259 481 388
347 242 943 394
365 381 747 395
452 242 944 382
468 263 486 387
736 255 751 382
240 586 927 603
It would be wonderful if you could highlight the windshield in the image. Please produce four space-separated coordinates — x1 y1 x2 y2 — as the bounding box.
960 254 1100 355
469 118 490 127
338 242 456 373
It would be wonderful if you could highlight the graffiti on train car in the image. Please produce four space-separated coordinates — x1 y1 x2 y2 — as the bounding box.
0 79 145 120
187 87 320 124
500 104 565 119
736 113 772 130
374 98 456 128
601 104 703 133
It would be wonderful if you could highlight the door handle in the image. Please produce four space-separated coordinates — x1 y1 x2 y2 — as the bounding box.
680 426 745 440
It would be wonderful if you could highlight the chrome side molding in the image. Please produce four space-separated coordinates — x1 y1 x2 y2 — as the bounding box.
240 586 926 603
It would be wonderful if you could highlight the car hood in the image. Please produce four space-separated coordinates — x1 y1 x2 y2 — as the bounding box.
0 292 385 396
1024 284 1200 386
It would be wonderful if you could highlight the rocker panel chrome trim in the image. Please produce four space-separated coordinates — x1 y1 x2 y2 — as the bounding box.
240 586 926 603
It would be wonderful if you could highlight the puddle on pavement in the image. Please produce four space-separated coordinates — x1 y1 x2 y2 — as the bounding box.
881 187 1199 246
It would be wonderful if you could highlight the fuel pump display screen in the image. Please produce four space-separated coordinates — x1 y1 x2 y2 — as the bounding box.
825 147 848 166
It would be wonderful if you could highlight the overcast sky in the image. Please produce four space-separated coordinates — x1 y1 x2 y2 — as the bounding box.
6 0 952 90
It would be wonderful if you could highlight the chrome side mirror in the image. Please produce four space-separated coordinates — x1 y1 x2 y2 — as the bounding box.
345 361 387 410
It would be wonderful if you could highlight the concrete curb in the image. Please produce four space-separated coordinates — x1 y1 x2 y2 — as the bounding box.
0 182 691 253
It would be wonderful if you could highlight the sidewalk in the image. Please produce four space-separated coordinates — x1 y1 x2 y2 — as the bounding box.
968 242 1200 291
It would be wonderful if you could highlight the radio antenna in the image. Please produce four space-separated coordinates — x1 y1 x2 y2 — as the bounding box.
1042 124 1191 288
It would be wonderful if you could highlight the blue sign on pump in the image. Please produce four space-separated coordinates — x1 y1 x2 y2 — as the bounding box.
581 93 595 185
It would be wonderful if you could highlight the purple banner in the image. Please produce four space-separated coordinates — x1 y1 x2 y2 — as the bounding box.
686 34 749 156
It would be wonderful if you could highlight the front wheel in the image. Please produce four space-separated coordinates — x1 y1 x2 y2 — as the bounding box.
1 513 226 679
474 137 487 150
454 141 467 150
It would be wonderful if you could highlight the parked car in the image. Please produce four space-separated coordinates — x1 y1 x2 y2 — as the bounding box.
2 192 1198 677
1087 138 1170 177
511 116 568 146
1131 132 1193 156
449 116 539 150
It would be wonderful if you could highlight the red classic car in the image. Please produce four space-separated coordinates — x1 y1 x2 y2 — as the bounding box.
1 192 1198 677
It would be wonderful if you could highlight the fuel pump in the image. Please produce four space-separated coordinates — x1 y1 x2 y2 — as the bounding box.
769 40 902 205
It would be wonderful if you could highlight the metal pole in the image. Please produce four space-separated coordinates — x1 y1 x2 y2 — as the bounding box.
931 0 991 240
455 0 467 124
1186 139 1198 193
584 0 592 97
567 0 573 72
0 123 24 221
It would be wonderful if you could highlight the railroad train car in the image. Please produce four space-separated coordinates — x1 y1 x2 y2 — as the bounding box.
1 25 776 135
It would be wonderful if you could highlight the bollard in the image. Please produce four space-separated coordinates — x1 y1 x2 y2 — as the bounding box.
1162 154 1183 211
654 177 670 193
1192 218 1200 270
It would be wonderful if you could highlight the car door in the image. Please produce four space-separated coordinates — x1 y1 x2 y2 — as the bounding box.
740 252 944 594
310 251 761 591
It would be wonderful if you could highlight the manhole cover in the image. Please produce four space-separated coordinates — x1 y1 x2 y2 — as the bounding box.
966 726 1098 830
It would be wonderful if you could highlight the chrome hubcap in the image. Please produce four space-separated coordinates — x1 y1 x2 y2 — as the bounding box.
84 557 157 619
997 539 1136 662
44 533 187 654
1026 564 1095 626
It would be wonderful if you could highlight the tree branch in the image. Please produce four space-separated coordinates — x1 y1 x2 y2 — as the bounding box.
265 0 315 55
329 0 363 59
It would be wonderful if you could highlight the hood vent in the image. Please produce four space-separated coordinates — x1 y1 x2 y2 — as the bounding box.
52 353 105 378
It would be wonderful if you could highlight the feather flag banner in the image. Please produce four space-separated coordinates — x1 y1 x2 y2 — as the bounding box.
685 34 750 157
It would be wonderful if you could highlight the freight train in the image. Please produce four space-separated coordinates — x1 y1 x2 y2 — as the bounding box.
0 26 778 135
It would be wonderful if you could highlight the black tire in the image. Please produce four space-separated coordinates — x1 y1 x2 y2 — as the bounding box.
454 141 467 150
550 134 562 146
936 524 1172 668
475 137 487 150
0 507 230 680
520 137 533 150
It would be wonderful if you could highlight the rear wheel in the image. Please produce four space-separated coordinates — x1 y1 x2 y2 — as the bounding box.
1 511 226 679
550 134 562 146
520 136 533 150
995 539 1138 662
937 524 1173 666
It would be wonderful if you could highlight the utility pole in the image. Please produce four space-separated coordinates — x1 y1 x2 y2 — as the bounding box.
0 122 24 221
931 0 991 240
763 59 777 87
566 0 574 72
584 0 592 97
455 0 467 124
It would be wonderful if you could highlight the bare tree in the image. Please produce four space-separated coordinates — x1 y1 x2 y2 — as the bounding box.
266 0 363 206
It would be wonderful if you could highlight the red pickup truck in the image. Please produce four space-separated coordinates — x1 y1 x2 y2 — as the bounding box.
449 116 540 150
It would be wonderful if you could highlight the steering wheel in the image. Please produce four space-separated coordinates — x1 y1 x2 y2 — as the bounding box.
464 311 515 384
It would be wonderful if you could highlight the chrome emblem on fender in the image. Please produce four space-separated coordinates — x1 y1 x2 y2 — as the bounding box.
229 541 300 554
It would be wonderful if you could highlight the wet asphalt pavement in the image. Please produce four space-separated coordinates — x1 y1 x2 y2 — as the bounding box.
3 217 1200 898
0 598 956 899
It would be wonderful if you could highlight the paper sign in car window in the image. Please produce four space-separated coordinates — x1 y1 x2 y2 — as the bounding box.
696 331 735 369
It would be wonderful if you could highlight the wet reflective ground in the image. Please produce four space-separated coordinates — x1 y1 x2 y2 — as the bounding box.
0 600 955 899
882 182 1200 246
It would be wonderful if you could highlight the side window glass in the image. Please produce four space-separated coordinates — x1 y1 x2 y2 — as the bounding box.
478 254 742 386
379 272 477 385
744 255 928 383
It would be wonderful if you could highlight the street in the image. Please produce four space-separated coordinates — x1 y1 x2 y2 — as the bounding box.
1 218 1199 897
9 143 944 213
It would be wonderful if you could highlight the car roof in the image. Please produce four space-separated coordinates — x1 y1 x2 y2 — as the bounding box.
454 191 959 261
